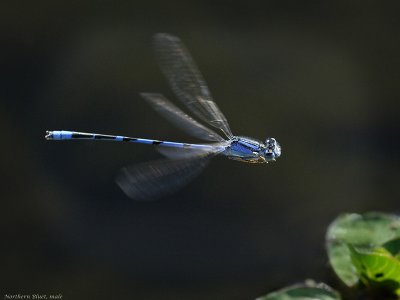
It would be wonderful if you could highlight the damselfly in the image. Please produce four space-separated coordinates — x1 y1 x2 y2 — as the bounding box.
46 33 281 200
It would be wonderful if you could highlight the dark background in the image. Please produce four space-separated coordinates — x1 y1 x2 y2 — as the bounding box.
2 1 399 299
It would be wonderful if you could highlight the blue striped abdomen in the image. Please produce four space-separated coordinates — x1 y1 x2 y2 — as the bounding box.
45 130 219 151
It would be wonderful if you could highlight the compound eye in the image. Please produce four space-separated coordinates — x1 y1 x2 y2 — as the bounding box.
265 139 274 148
266 138 275 145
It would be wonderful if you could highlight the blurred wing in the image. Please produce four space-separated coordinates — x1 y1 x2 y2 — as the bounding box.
116 155 212 201
153 33 233 139
141 93 225 142
156 142 227 159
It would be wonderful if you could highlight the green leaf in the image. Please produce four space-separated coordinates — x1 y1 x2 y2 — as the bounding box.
349 245 400 295
256 280 341 300
326 212 400 287
382 238 400 257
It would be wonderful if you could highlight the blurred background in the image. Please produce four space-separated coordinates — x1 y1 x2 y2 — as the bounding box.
1 1 399 299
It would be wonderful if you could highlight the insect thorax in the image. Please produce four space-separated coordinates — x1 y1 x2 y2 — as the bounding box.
223 137 267 164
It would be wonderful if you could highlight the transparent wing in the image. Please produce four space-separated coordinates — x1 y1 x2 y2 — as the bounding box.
116 154 213 201
153 33 234 139
141 93 225 142
156 142 227 159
